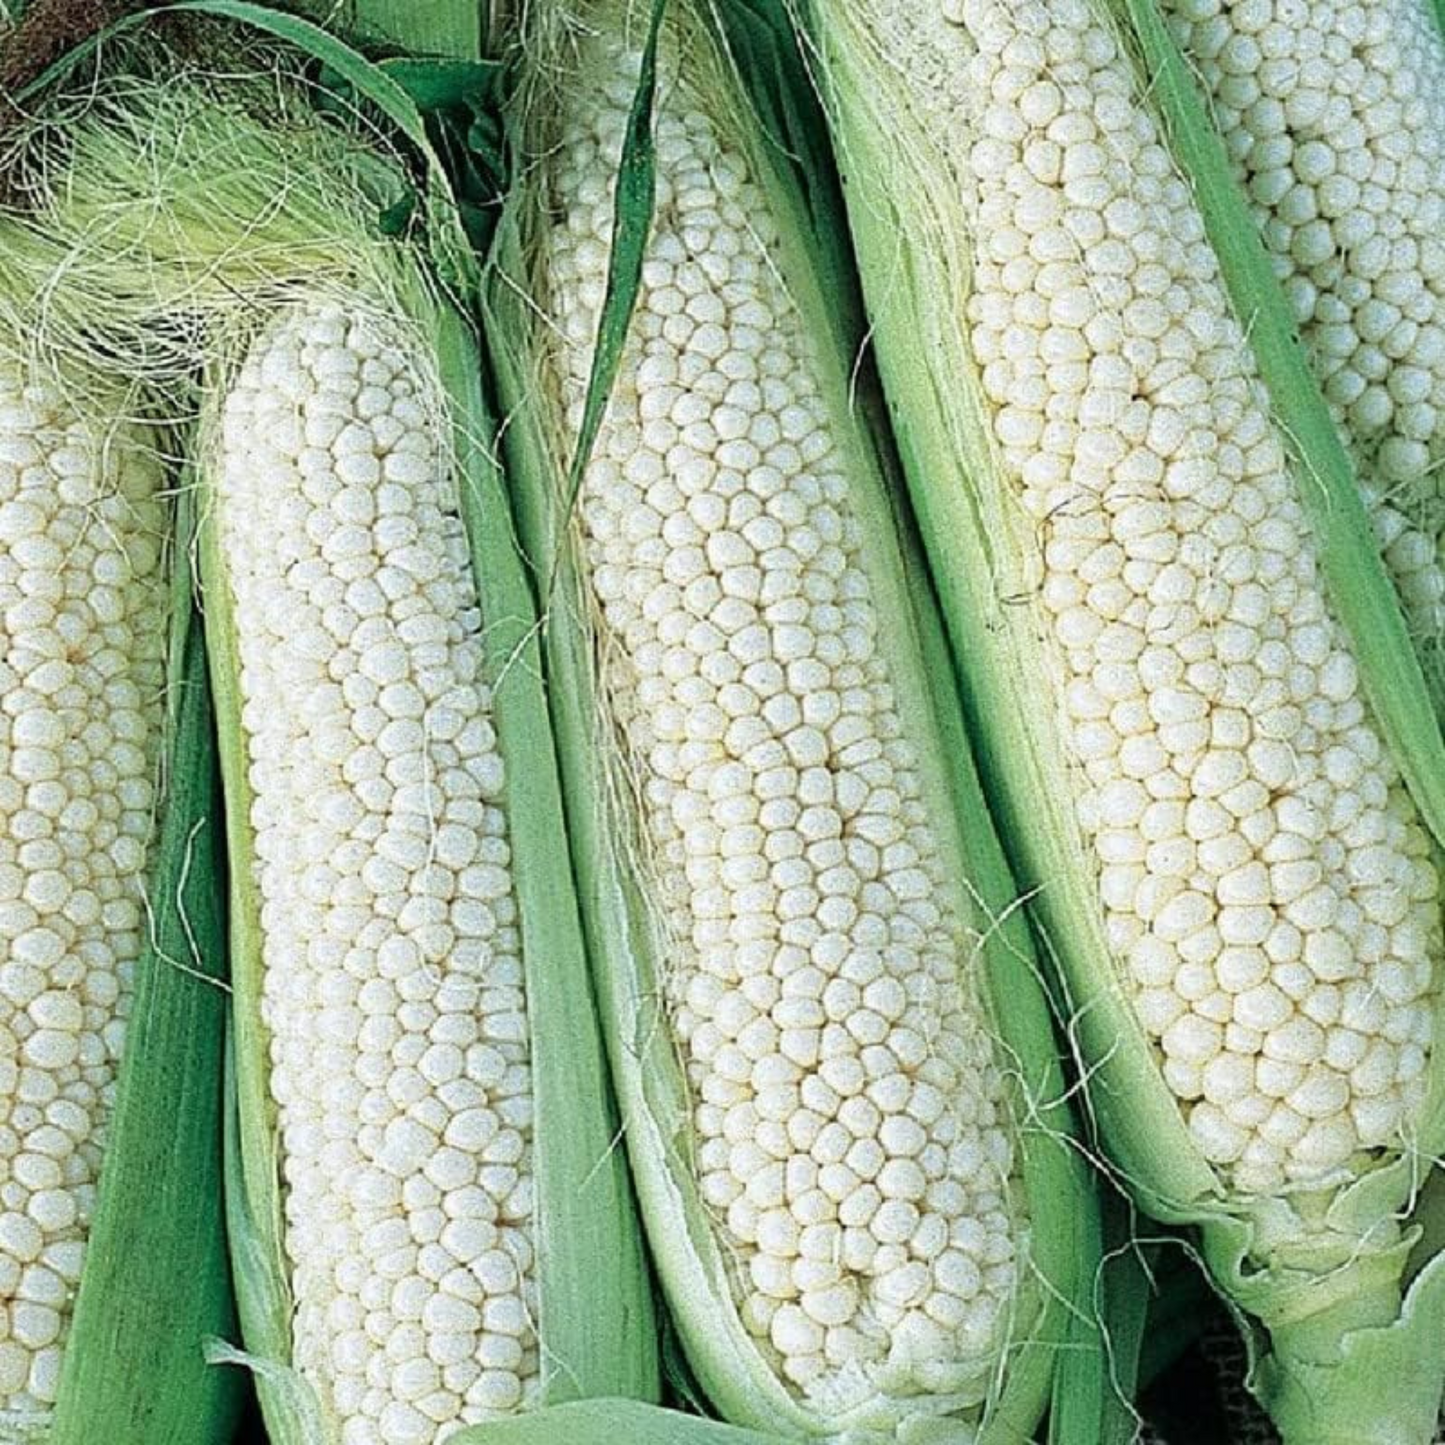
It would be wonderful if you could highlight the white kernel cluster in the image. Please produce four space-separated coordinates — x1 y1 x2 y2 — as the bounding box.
0 366 167 1411
872 1 1441 1194
1163 0 1445 653
543 48 1024 1405
215 301 538 1445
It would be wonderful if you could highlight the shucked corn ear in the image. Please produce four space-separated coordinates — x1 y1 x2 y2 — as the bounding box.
492 2 1097 1438
1158 0 1445 710
802 2 1445 1441
0 285 238 1439
13 48 657 1445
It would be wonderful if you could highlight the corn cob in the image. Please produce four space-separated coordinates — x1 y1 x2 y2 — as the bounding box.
802 1 1445 1440
1158 0 1445 705
492 4 1096 1438
6 52 657 1445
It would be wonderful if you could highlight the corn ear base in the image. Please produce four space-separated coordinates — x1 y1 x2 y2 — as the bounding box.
41 500 241 1445
489 5 1097 1438
804 3 1445 1442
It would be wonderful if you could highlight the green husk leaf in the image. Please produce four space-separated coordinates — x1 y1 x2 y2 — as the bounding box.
491 2 1096 1438
1135 1249 1211 1391
374 59 501 111
439 302 659 1409
1071 1215 1147 1445
329 0 482 57
1088 1229 1218 1432
449 1398 784 1445
198 342 299 1445
46 510 242 1445
551 0 667 568
1252 1252 1445 1445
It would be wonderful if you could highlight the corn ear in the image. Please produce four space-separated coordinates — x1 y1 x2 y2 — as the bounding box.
802 2 1445 1441
1153 0 1445 721
1113 0 1445 836
491 3 1099 1438
0 130 238 1430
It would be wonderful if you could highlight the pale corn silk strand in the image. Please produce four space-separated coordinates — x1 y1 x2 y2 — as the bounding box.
214 300 539 1445
0 363 168 1411
854 1 1440 1193
1161 0 1445 681
542 35 1024 1409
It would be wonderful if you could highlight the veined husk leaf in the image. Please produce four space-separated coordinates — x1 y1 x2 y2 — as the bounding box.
6 34 657 1445
450 1396 785 1445
489 3 1098 1440
801 2 1445 1442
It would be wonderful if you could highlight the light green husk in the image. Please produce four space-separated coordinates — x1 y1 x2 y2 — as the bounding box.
489 3 1100 1440
800 2 1445 1442
3 26 657 1445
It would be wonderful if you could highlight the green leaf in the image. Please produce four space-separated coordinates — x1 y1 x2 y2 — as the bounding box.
338 0 481 58
376 57 503 109
1070 1197 1160 1445
449 1399 785 1445
552 0 668 569
438 301 659 1411
49 597 242 1445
